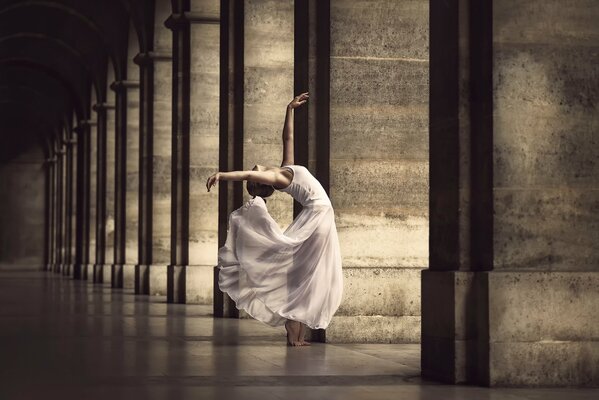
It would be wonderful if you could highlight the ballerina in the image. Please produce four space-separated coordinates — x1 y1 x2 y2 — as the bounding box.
206 92 343 347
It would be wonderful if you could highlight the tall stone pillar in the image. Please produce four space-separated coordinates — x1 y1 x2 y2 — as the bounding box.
45 155 57 271
422 0 492 385
134 49 173 296
73 121 92 280
62 132 77 276
92 102 113 283
111 80 140 288
215 0 244 318
54 136 66 274
87 114 98 281
102 94 117 286
166 2 220 304
424 0 599 387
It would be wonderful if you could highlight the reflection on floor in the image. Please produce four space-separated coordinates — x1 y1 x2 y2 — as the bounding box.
0 267 597 400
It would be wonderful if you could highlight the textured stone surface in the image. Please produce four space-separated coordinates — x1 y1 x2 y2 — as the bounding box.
105 104 115 265
243 0 294 230
329 0 429 342
88 115 97 264
186 265 213 304
122 264 135 290
0 147 45 264
152 59 172 265
125 86 140 265
149 264 168 296
488 271 599 386
493 0 599 272
189 17 219 271
327 315 421 344
336 267 421 316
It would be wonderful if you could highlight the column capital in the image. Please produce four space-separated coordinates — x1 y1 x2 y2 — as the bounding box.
165 12 220 30
110 80 141 92
45 156 57 164
133 51 172 66
92 102 116 112
74 121 95 134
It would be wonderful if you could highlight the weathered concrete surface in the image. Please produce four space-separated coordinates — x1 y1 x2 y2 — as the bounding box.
488 271 599 386
493 0 599 271
149 264 168 296
243 0 294 230
328 0 428 342
188 0 220 297
124 22 140 267
122 264 136 290
151 0 173 268
88 113 98 266
0 147 45 265
105 96 116 271
185 265 213 304
327 316 421 344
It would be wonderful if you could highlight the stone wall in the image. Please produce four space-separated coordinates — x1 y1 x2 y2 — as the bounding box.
243 0 294 228
0 146 46 265
327 0 429 343
493 0 599 272
489 0 599 385
187 0 220 304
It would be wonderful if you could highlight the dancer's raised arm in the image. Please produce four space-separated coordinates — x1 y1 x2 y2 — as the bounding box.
206 169 286 192
281 92 309 167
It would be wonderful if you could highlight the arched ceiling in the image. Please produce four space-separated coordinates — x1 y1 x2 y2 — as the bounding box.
0 0 137 162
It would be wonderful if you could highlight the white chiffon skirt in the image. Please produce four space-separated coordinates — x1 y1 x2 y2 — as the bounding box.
217 196 343 330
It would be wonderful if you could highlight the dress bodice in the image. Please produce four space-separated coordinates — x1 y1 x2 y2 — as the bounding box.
274 165 332 207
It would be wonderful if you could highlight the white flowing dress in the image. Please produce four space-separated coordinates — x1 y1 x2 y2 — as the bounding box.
217 164 343 330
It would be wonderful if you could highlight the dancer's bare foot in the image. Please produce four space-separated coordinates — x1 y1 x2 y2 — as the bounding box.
298 322 311 346
285 320 302 346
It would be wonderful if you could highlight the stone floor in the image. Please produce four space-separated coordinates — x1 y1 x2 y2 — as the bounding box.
0 267 597 400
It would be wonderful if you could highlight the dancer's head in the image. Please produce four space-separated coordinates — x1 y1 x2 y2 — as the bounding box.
246 164 275 199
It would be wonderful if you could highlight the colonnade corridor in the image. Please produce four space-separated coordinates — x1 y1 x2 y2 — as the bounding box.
3 267 597 400
1 0 599 397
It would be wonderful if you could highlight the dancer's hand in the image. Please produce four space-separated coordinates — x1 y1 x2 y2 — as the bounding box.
288 92 309 109
206 172 220 192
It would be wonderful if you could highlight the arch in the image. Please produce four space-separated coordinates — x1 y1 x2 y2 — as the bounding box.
0 59 87 120
0 1 126 79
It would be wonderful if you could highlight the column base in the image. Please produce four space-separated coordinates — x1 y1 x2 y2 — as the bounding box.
110 264 124 288
149 265 168 296
101 264 112 287
92 264 103 283
422 269 599 386
122 264 136 290
167 264 214 304
134 264 168 296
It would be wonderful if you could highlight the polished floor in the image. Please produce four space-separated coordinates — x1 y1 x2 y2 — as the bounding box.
0 267 597 400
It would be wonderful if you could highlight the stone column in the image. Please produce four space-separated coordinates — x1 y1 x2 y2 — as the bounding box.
215 0 244 318
102 95 117 286
87 112 98 282
111 80 140 288
92 102 113 283
45 155 57 271
73 122 88 279
422 0 491 385
165 3 220 304
134 50 172 296
62 133 77 276
54 137 66 274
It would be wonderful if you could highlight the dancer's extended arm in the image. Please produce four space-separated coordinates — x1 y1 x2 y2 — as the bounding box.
281 92 309 167
206 170 280 192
